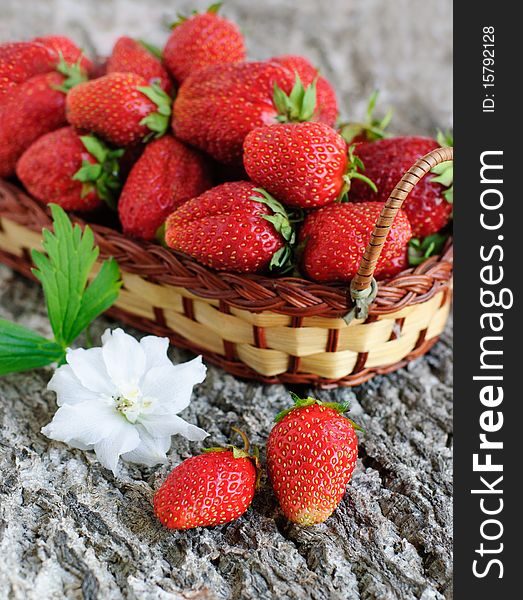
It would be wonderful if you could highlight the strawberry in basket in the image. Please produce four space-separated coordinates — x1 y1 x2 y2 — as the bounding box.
0 41 56 97
165 182 296 273
163 3 246 85
0 37 91 97
243 122 375 209
66 72 172 146
350 136 454 237
118 135 212 240
33 35 94 74
172 57 338 165
299 201 412 282
107 36 173 95
0 58 88 178
16 127 124 212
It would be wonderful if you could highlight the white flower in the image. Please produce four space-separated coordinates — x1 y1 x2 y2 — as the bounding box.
42 328 208 474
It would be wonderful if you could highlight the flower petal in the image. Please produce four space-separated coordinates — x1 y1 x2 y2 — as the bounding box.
67 347 117 396
139 335 172 371
140 356 206 413
47 364 101 406
41 400 123 446
102 329 146 393
93 421 140 475
139 413 208 442
121 427 171 467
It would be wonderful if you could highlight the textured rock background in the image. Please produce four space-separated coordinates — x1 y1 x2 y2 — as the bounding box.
0 1 453 599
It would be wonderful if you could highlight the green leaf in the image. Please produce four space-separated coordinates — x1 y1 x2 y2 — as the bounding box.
73 162 103 182
339 90 393 144
66 258 122 342
437 129 454 147
408 233 448 266
79 135 108 164
31 205 121 347
137 82 172 138
0 319 64 375
52 52 88 93
207 2 222 14
73 137 124 209
138 39 163 59
273 73 318 123
430 160 453 204
140 112 169 135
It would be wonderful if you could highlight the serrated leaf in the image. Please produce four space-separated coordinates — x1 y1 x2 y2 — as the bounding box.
0 319 64 375
31 205 120 347
66 258 122 342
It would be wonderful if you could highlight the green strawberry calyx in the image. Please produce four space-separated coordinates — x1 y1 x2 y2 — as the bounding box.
72 135 125 209
338 144 378 201
250 188 298 273
273 73 318 123
138 81 173 141
275 392 363 430
432 130 454 204
339 90 393 144
169 2 222 28
408 232 448 266
52 53 88 93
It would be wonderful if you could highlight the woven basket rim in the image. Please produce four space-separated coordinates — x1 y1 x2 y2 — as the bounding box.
0 178 453 319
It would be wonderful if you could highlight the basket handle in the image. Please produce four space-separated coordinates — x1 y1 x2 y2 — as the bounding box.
344 145 454 323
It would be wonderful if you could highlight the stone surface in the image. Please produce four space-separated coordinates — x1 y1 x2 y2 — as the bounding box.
0 1 452 599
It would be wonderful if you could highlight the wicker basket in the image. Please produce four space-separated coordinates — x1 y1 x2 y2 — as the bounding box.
0 146 453 388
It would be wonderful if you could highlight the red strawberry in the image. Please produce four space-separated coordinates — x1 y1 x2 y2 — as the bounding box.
107 37 173 95
244 122 376 209
351 136 453 237
118 135 212 240
172 60 338 165
165 182 295 274
0 41 55 97
154 431 259 530
16 127 123 212
66 72 172 146
271 55 338 127
299 201 411 282
33 35 94 74
267 394 359 526
0 63 87 178
163 3 245 85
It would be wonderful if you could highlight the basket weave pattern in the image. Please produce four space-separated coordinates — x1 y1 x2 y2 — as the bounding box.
0 148 453 387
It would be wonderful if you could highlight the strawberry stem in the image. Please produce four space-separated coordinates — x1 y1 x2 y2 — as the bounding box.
338 144 377 201
339 90 393 144
231 426 250 453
